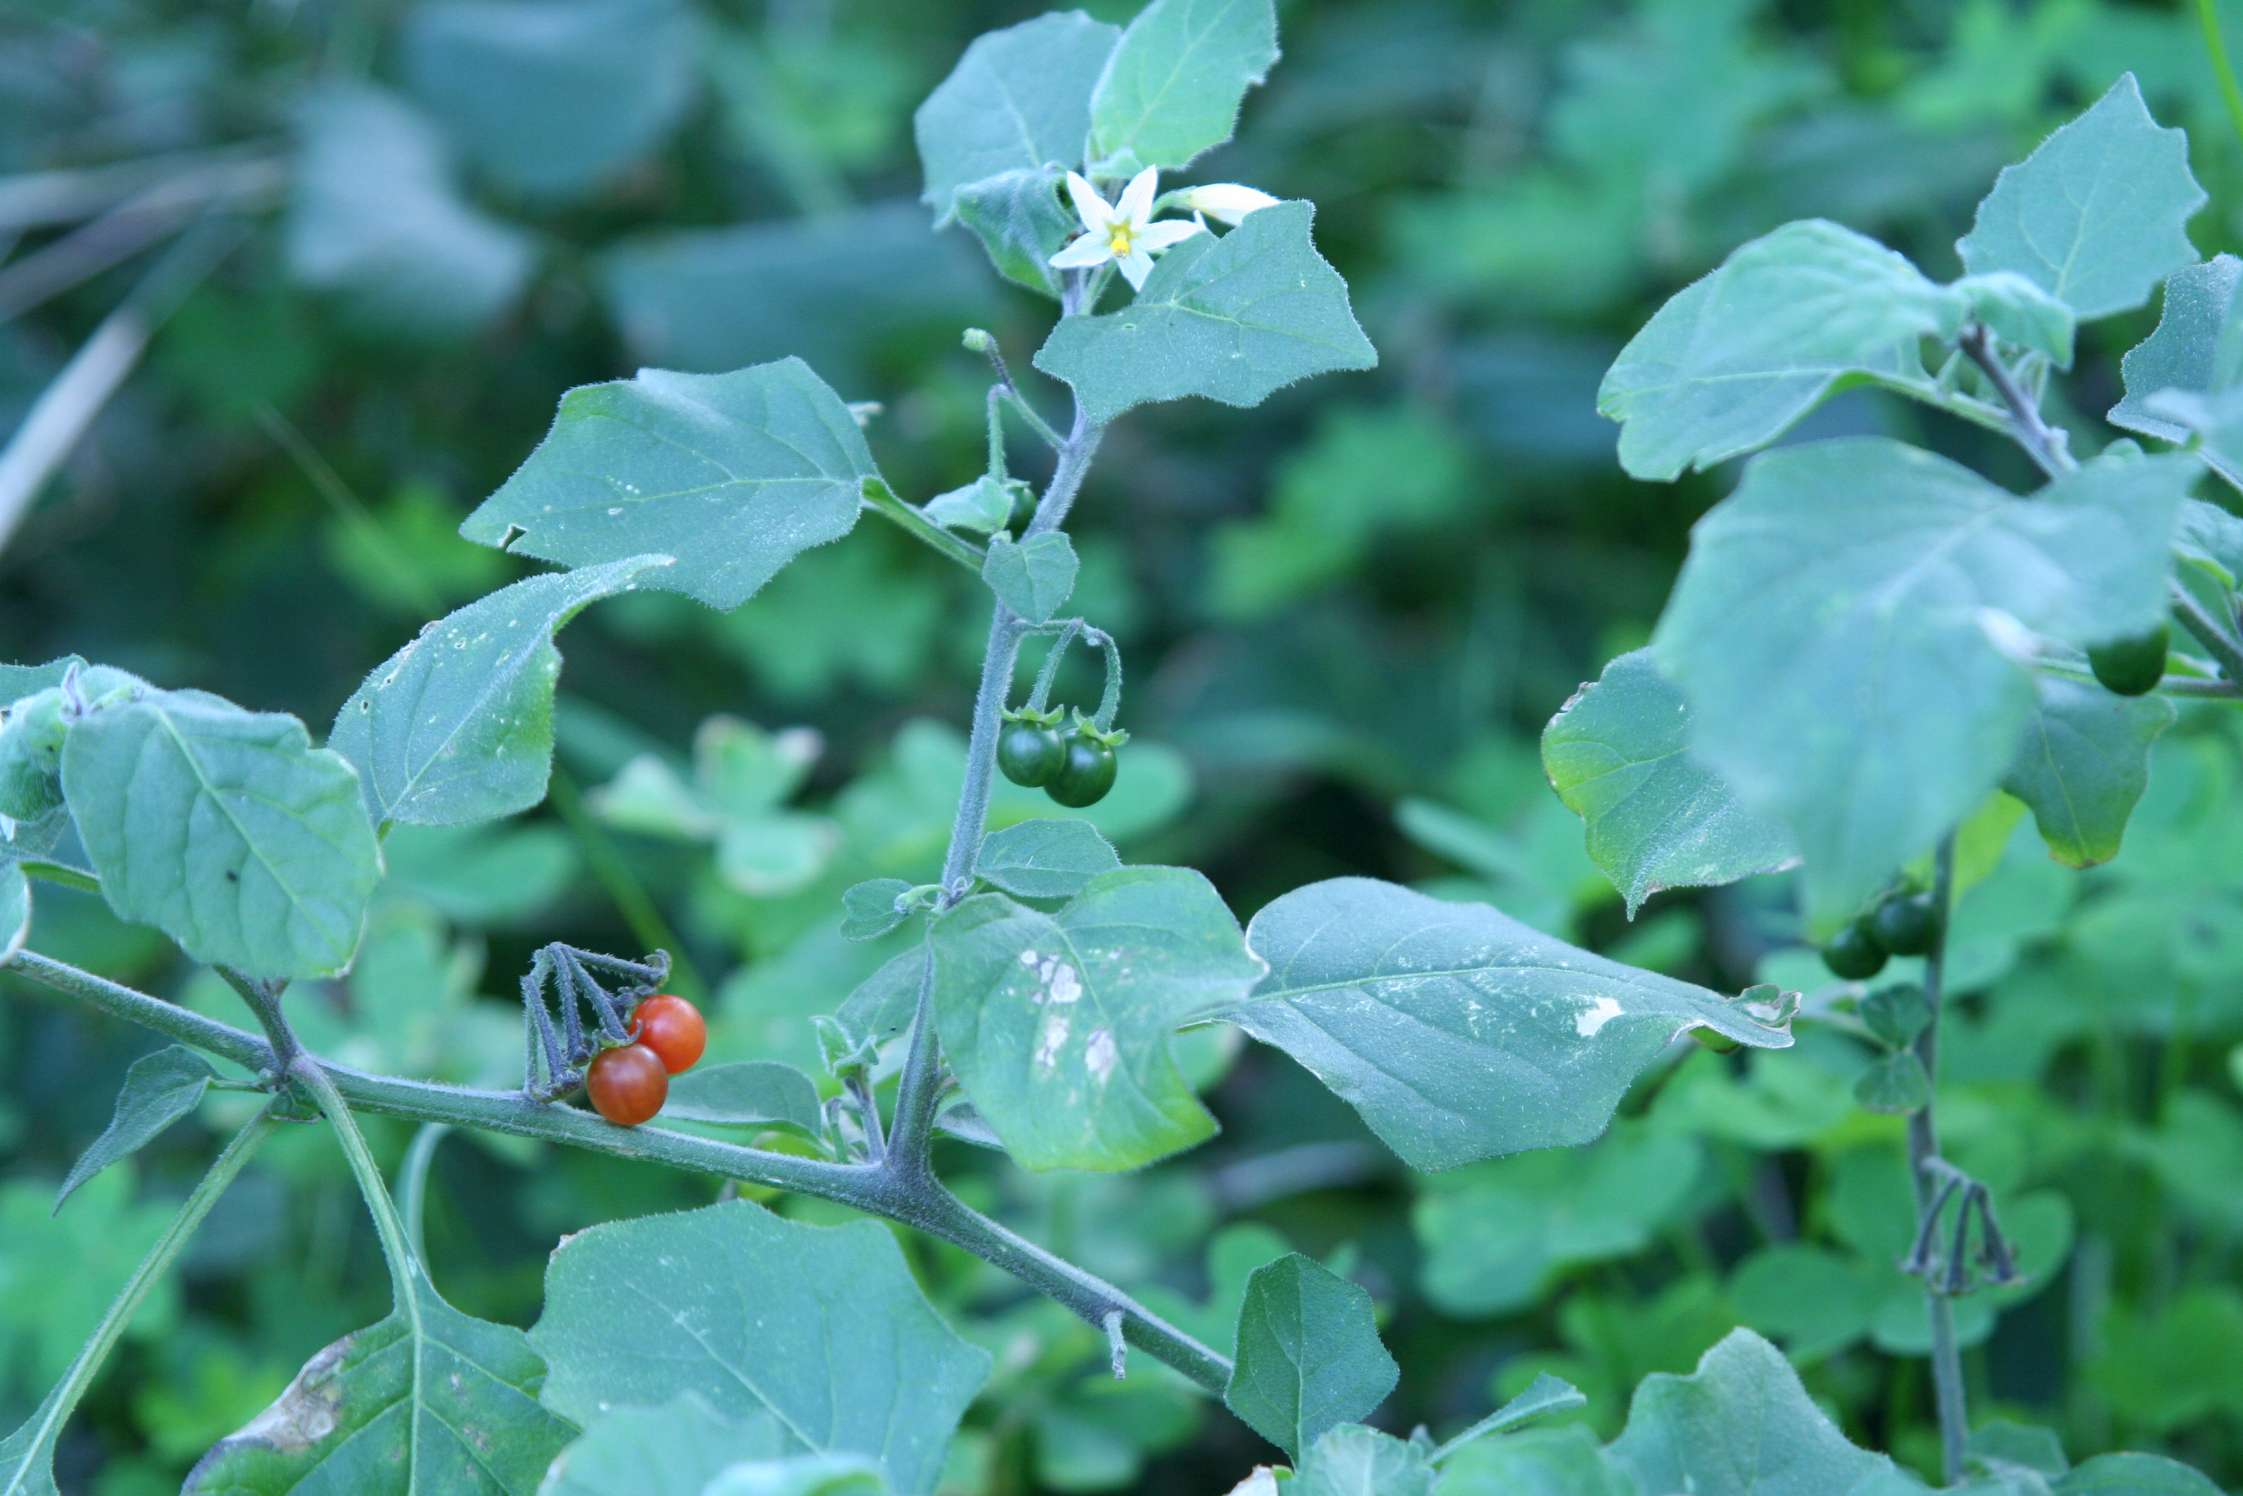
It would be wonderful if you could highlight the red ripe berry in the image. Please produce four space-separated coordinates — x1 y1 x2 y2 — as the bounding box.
587 1044 668 1126
630 994 707 1075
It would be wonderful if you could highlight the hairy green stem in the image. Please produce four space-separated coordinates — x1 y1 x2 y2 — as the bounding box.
398 1123 452 1264
1958 325 2072 479
861 477 987 574
886 404 1105 1175
291 1057 423 1303
1908 834 1968 1484
9 950 1229 1390
2169 585 2243 685
218 968 301 1070
3 1099 277 1491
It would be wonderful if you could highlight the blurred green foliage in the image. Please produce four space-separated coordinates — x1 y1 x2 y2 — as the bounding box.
4 0 2243 1489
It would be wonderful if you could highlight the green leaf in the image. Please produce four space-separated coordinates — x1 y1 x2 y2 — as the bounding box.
1954 270 2077 368
913 11 1119 223
1033 203 1375 425
1433 1374 1589 1458
330 557 672 830
1968 1421 2069 1479
981 532 1079 624
1609 1329 1926 1495
1859 985 1931 1049
1728 1243 1880 1364
1651 440 2190 922
529 1202 988 1495
660 1061 824 1136
1283 1425 1434 1496
56 1047 216 1213
401 0 694 201
1415 1127 1702 1316
186 1280 576 1494
61 689 381 981
541 1395 787 1496
702 1461 889 1495
1956 74 2205 320
286 86 532 339
930 867 1262 1171
2110 254 2243 485
1225 1255 1398 1459
953 169 1080 300
974 818 1121 900
2142 388 2243 496
2002 674 2175 869
1086 0 1278 176
1433 1426 1633 1495
0 1383 63 1495
1218 878 1794 1170
922 475 1022 535
1597 220 1965 481
2175 499 2243 593
0 861 24 968
1542 648 1796 916
1852 1052 1931 1114
2055 1454 2224 1495
460 359 878 612
839 879 915 941
0 657 83 705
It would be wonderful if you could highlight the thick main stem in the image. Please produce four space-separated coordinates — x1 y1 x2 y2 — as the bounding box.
7 950 1229 1390
1908 834 1968 1483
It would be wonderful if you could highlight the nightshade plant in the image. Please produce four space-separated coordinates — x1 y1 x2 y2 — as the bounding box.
0 8 2236 1496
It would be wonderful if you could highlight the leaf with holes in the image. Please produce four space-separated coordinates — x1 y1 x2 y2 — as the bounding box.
460 359 878 611
61 689 381 981
330 556 672 830
1214 878 1793 1169
530 1202 986 1496
1034 203 1374 425
1956 73 2204 321
930 867 1263 1171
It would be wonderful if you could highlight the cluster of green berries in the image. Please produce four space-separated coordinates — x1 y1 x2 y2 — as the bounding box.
1821 886 1942 981
997 707 1124 807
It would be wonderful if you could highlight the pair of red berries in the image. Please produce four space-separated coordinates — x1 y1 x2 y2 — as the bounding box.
586 994 706 1127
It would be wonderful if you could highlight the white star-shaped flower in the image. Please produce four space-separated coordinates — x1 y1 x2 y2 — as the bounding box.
1049 168 1204 291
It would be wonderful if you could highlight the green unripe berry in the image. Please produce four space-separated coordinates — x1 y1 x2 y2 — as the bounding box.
1871 891 1940 957
2087 624 2168 697
1821 920 1888 981
996 719 1065 788
1046 734 1117 808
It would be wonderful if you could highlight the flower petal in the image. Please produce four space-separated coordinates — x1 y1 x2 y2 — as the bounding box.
1135 219 1205 252
1063 171 1111 234
1116 167 1159 228
1049 233 1114 270
1117 248 1155 291
1180 183 1280 226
